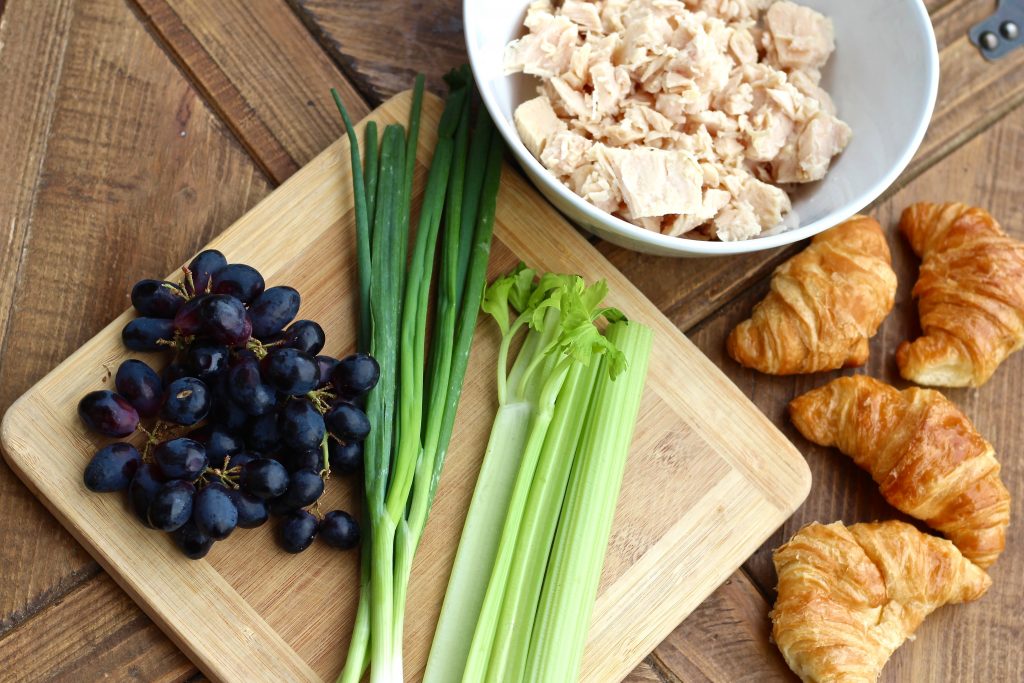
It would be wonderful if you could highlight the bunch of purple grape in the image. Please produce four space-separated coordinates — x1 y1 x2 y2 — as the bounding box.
78 249 375 559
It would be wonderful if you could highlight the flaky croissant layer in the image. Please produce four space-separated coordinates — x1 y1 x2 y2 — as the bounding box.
899 202 1024 387
772 521 991 683
728 215 897 375
789 375 1010 568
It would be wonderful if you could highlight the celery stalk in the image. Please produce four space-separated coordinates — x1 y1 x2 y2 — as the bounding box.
485 358 602 683
524 321 652 683
421 401 531 683
428 270 630 683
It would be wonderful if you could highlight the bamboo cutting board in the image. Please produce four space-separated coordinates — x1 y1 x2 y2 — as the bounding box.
0 92 810 682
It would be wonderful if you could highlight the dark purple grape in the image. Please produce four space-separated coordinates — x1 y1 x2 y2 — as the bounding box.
226 355 277 416
286 449 322 473
186 344 230 380
279 320 325 355
173 295 206 335
332 354 380 397
161 362 190 385
278 467 324 510
245 412 280 452
248 286 300 339
207 375 248 431
78 390 139 437
278 510 318 553
193 482 238 540
211 264 265 304
131 279 184 318
319 510 360 550
231 490 269 529
128 463 165 527
147 480 195 531
197 295 250 346
325 403 370 442
202 427 244 469
161 377 211 426
172 519 214 559
83 443 141 492
263 347 319 395
114 359 162 418
239 458 289 499
328 439 363 476
279 399 326 452
315 355 339 388
186 249 227 297
153 437 208 480
122 317 175 352
225 451 257 471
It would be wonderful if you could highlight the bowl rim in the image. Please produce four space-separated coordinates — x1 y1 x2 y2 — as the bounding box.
464 0 940 256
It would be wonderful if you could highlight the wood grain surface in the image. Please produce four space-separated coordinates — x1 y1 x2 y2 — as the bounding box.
1 0 1021 681
2 91 810 683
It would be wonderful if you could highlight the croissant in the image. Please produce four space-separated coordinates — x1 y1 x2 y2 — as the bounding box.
789 375 1010 568
771 520 991 683
898 202 1024 387
727 215 896 374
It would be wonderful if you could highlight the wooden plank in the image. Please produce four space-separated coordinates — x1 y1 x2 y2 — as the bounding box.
0 0 74 410
0 574 195 683
624 658 669 683
691 105 1024 682
133 0 369 183
0 0 272 635
649 570 795 682
2 91 809 682
290 0 464 101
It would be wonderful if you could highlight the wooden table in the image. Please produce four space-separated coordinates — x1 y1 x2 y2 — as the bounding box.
0 1 1020 681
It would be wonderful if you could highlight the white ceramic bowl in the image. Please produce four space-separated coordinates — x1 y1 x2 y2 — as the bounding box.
465 0 939 257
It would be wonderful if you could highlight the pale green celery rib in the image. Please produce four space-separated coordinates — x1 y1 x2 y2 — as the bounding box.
484 357 603 683
524 321 653 683
461 354 574 682
422 401 533 683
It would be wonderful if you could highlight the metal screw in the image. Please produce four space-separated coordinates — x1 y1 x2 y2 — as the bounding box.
1001 21 1020 41
980 31 1000 50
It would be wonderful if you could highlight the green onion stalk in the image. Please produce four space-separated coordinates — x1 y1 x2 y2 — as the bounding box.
331 66 505 683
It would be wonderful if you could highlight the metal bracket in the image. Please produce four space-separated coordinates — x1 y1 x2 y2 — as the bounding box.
970 0 1024 61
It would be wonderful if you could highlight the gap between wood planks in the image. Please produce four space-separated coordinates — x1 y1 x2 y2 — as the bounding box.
280 0 383 109
125 0 304 185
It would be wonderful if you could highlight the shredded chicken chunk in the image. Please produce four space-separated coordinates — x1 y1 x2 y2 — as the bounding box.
506 0 850 241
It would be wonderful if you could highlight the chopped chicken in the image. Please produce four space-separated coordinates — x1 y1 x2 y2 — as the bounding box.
560 0 604 33
513 96 566 158
595 145 703 218
763 1 835 73
506 0 849 241
773 111 852 183
714 200 762 241
540 129 593 177
504 5 580 78
666 187 732 236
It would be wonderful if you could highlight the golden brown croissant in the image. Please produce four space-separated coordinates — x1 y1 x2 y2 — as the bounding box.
789 375 1010 568
727 216 897 374
898 202 1024 387
771 520 991 683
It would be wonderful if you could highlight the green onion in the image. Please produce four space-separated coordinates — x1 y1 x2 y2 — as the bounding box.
331 88 372 353
363 121 379 243
334 70 505 683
